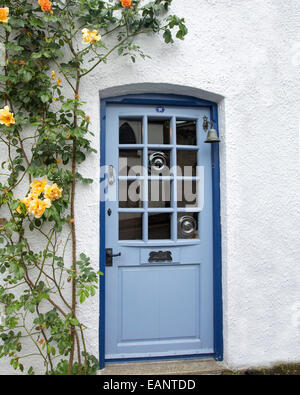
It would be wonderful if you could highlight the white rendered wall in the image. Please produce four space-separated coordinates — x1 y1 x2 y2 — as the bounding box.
1 0 300 373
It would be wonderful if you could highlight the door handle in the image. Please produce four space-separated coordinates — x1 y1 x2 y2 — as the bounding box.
106 248 121 267
108 165 115 185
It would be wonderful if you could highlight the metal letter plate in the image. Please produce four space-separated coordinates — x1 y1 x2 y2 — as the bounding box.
140 248 180 265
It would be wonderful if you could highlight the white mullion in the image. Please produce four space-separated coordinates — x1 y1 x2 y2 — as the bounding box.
143 115 148 242
171 116 177 242
196 118 202 239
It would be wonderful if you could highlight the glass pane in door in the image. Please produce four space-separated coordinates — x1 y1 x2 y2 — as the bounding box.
148 180 171 208
148 213 171 240
177 180 197 208
176 120 197 145
177 150 197 177
148 118 170 145
119 149 143 176
119 118 143 144
119 213 143 240
119 180 143 208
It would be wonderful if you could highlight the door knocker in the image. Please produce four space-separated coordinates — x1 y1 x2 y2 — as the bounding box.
179 216 197 237
149 152 168 174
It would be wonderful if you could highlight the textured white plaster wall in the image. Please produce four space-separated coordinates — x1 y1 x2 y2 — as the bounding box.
1 0 300 373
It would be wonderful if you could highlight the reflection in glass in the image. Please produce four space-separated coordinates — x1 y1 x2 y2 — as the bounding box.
148 180 171 208
119 150 143 176
178 213 198 239
177 180 197 208
119 180 143 208
119 213 142 240
176 120 197 145
148 213 171 240
148 150 170 175
148 119 170 145
177 150 197 177
119 118 142 144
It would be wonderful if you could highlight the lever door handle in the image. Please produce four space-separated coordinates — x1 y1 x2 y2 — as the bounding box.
107 252 121 258
106 248 121 267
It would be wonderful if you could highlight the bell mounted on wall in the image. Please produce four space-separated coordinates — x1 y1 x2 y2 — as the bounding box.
203 116 221 144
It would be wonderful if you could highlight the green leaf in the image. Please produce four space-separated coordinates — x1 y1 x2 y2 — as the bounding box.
31 53 42 59
8 17 25 28
23 71 33 82
10 200 19 211
70 318 79 326
163 29 173 44
40 95 50 103
29 17 44 28
27 367 35 375
75 151 86 164
6 42 23 52
34 219 41 227
79 292 85 304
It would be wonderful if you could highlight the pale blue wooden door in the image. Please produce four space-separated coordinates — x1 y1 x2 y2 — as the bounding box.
105 103 214 359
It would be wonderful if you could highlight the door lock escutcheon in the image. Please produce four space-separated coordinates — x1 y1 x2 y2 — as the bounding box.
106 248 121 267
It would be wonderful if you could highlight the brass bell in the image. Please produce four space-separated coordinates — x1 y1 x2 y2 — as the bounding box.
205 127 221 144
203 116 220 144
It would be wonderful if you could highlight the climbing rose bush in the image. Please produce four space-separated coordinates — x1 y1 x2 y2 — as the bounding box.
0 0 187 375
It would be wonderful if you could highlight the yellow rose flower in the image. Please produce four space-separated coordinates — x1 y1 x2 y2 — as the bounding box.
30 177 48 197
120 0 132 8
89 30 101 44
44 183 63 201
0 106 15 127
28 198 51 219
81 28 101 44
38 0 53 14
81 28 91 44
16 194 38 215
17 199 28 215
0 7 9 23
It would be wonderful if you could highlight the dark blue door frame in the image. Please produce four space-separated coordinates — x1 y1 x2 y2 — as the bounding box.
99 94 223 369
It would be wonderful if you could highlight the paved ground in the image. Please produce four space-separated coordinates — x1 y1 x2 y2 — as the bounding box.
98 358 225 375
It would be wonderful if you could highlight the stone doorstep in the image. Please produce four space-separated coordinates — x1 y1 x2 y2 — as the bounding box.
98 358 225 376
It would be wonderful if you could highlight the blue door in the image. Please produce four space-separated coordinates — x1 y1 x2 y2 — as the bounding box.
104 103 214 360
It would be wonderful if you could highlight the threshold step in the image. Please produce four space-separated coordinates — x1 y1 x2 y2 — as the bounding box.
98 358 225 375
